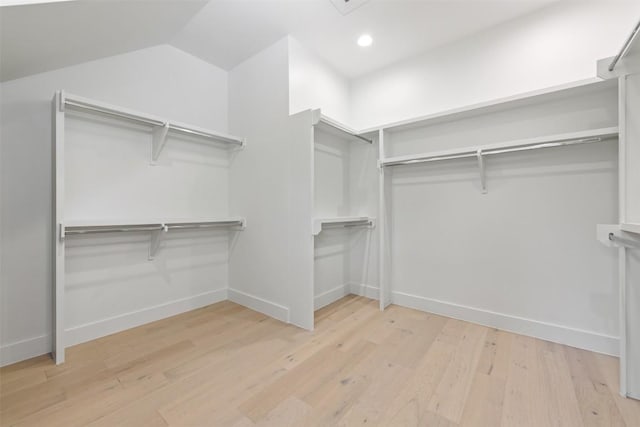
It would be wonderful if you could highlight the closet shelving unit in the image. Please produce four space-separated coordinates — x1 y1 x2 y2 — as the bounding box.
52 91 246 364
379 127 619 193
61 91 245 162
311 110 376 236
596 22 640 398
311 110 377 313
62 218 246 259
373 77 620 310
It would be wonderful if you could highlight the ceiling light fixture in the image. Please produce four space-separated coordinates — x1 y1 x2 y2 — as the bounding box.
357 34 373 47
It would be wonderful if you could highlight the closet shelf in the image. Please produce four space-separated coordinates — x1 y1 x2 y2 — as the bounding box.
312 110 373 144
62 218 245 260
360 78 616 134
379 127 619 168
58 91 246 162
621 223 640 235
313 216 375 235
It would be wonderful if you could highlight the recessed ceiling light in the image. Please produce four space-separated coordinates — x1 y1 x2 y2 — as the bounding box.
357 34 373 47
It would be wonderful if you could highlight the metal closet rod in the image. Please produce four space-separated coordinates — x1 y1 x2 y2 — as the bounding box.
323 220 373 229
609 233 640 249
166 221 244 230
384 135 610 167
65 221 244 235
609 18 640 71
64 98 243 146
65 225 164 235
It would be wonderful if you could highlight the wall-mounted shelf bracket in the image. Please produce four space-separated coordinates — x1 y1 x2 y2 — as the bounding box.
151 122 170 164
149 224 168 260
476 149 487 194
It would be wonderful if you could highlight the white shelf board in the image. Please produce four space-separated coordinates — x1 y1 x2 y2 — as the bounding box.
621 223 640 234
313 216 375 235
311 109 373 144
360 78 617 134
380 127 619 167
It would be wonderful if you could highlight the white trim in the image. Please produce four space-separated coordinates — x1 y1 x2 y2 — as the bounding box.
228 288 290 324
0 335 51 367
392 291 619 356
349 283 379 300
65 289 228 347
314 284 350 310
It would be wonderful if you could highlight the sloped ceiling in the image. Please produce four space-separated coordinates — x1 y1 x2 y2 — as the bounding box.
0 0 556 82
0 0 208 82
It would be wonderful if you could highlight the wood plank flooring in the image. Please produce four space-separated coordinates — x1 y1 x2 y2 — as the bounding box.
1 296 639 426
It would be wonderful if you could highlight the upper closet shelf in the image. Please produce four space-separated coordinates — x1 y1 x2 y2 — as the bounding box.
380 127 619 168
621 223 640 235
58 91 246 162
360 78 617 134
312 110 373 144
313 216 375 235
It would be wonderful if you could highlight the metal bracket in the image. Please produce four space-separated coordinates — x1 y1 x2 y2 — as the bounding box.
148 224 168 260
59 223 65 240
151 122 170 164
477 149 487 194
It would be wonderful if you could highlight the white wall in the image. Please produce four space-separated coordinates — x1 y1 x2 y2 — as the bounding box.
288 37 351 125
229 38 315 330
351 0 640 130
0 44 229 365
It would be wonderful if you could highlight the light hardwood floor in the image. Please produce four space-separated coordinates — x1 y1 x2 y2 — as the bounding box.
1 296 639 426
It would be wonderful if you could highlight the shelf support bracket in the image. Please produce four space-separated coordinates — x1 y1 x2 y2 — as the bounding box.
149 224 168 260
477 149 487 194
151 122 170 164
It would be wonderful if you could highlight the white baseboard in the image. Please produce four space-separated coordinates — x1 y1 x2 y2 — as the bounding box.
392 291 619 356
0 334 51 367
315 284 350 310
349 283 379 300
228 288 289 324
65 289 228 348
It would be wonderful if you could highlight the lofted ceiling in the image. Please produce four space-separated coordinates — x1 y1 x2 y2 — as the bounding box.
0 0 209 82
0 0 556 82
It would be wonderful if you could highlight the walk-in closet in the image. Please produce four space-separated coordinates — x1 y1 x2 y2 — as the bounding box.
1 1 640 425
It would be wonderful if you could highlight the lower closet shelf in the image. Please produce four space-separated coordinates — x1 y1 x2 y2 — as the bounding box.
312 216 375 235
62 217 246 236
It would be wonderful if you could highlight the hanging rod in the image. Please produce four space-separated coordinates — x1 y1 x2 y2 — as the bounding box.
166 220 245 230
62 218 246 239
609 18 640 71
61 92 244 147
381 128 618 167
64 224 166 236
609 233 640 249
